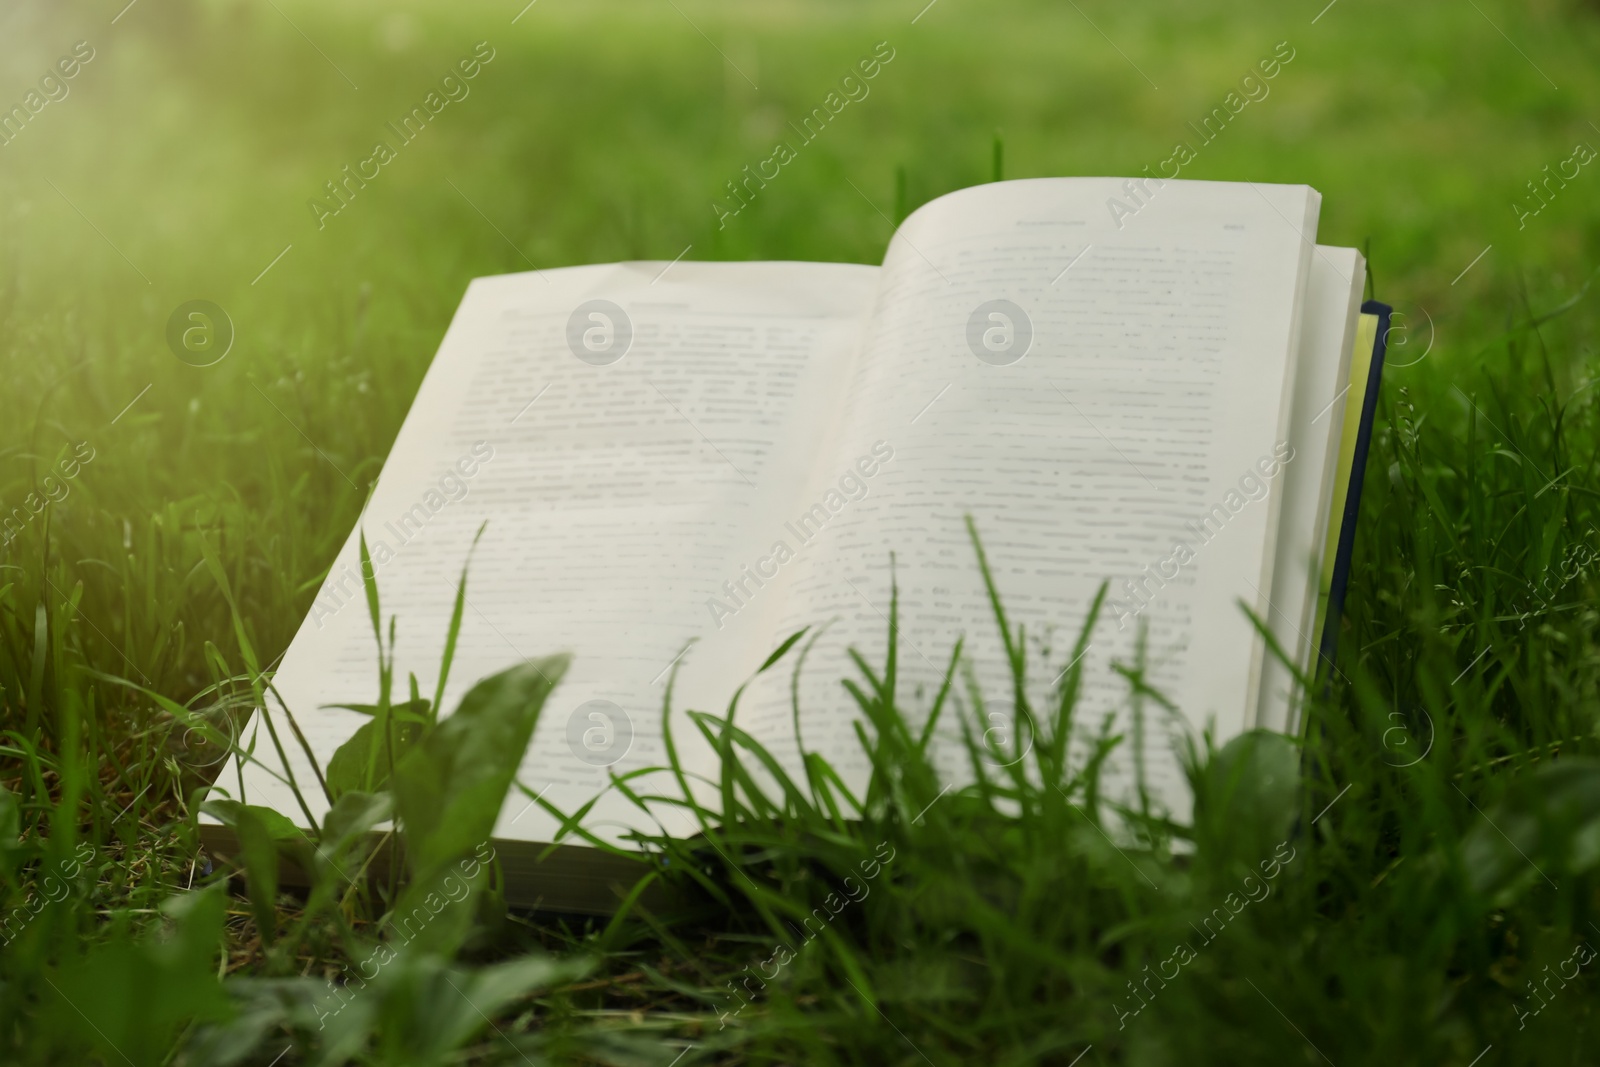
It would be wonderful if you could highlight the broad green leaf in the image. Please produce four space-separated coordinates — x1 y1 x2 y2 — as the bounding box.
325 718 427 799
46 886 233 1065
183 978 315 1067
322 789 394 845
385 656 567 955
202 798 309 844
1192 729 1301 862
309 951 591 1067
202 799 307 944
392 656 568 880
1463 759 1600 904
313 790 394 891
235 809 281 945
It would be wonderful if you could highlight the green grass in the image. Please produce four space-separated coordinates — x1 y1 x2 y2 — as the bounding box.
3 0 1600 1062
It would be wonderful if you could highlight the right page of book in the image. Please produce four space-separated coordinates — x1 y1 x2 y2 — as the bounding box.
729 178 1320 822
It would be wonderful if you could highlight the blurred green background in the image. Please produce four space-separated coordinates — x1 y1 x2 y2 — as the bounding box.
0 0 1592 699
3 0 1597 691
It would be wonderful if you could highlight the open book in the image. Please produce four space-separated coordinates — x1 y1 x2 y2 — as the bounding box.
209 178 1388 912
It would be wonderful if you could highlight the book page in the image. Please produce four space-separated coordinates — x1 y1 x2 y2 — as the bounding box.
232 261 878 845
723 178 1320 823
1256 247 1364 732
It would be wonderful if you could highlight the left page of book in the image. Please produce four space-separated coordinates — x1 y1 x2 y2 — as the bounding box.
226 260 880 846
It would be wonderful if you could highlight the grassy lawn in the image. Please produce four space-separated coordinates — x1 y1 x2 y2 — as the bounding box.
2 0 1600 1063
